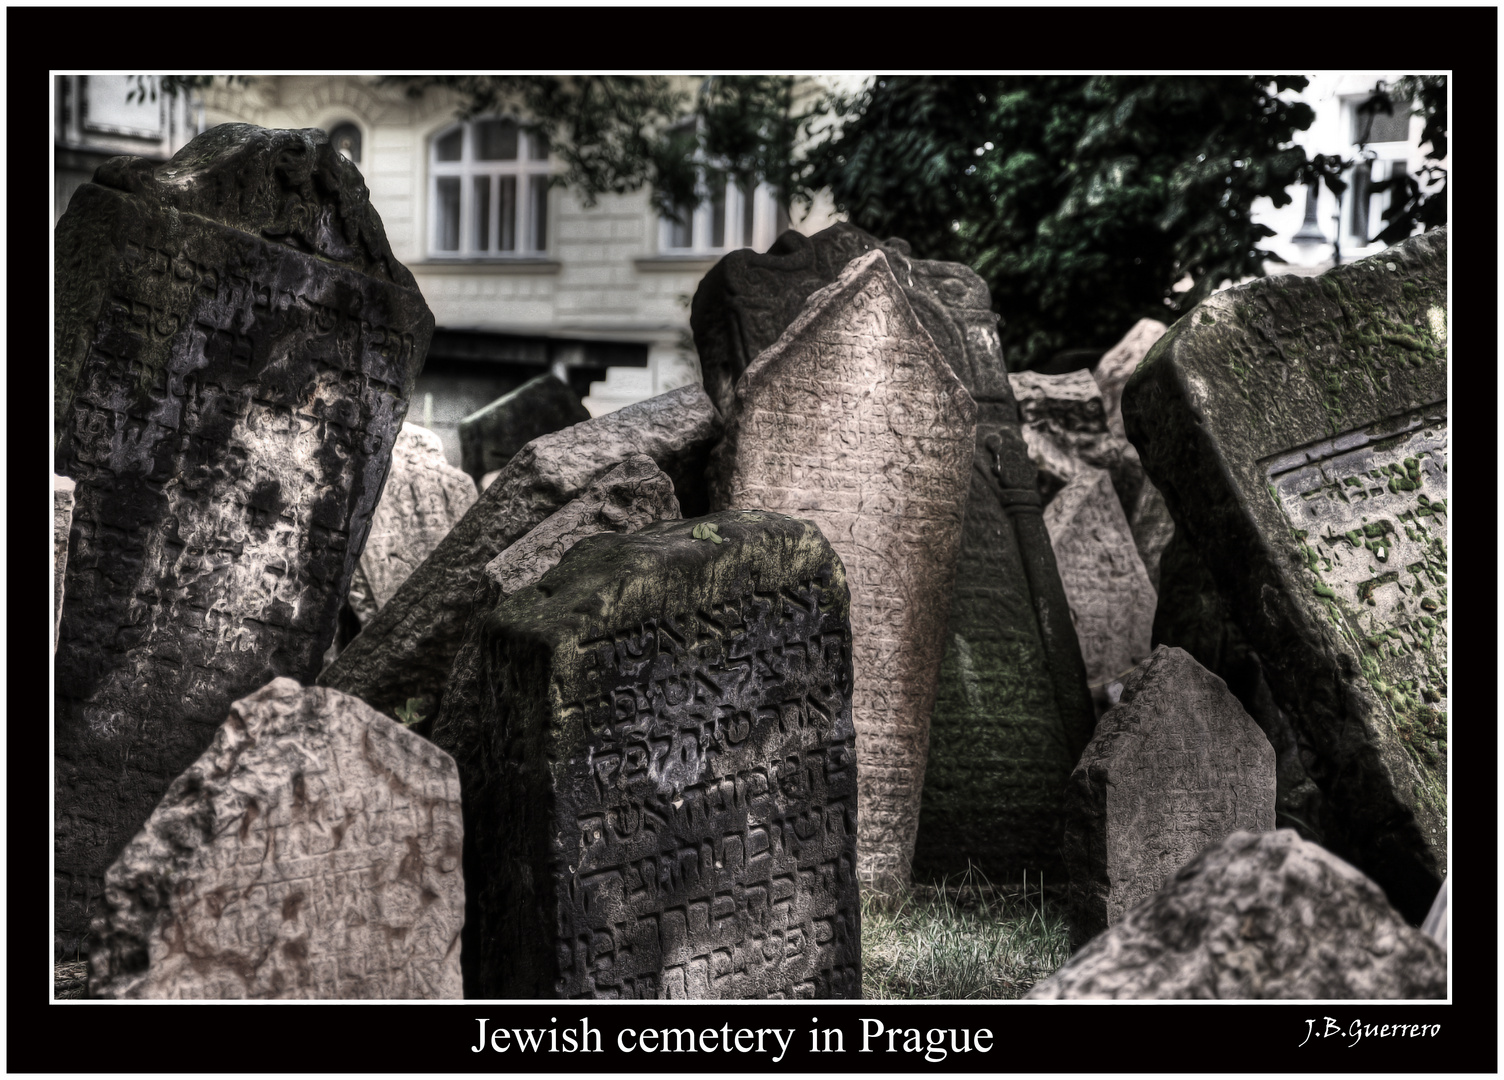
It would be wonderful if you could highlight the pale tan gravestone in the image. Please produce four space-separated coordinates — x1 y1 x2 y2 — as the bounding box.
1043 466 1157 697
1060 646 1275 949
347 422 478 626
1093 318 1169 443
54 475 75 653
1009 368 1138 512
89 678 463 1000
711 249 977 890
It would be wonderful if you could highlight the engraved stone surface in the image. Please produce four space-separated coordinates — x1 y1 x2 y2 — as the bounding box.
1027 830 1445 999
1093 318 1168 443
1061 645 1276 948
457 373 591 488
693 222 1094 884
463 511 859 999
1122 228 1447 923
319 385 721 721
432 454 681 785
1009 368 1140 513
88 678 464 999
711 250 976 890
54 475 75 653
53 124 433 957
1044 466 1157 697
347 422 477 626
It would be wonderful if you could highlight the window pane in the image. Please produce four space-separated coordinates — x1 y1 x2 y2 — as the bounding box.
329 122 361 164
435 128 463 162
527 129 549 160
669 205 693 249
775 200 790 236
530 175 549 251
742 181 755 248
476 119 518 160
499 176 516 251
1350 160 1372 242
474 176 491 252
1353 99 1412 144
710 172 726 248
436 177 461 250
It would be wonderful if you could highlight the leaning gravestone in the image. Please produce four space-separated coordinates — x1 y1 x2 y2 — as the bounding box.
1061 645 1275 948
711 250 976 891
54 474 75 653
89 678 464 999
1123 228 1447 924
1028 830 1445 999
457 373 591 488
346 422 477 626
53 124 432 958
1009 368 1140 514
464 511 859 999
319 385 721 721
1044 466 1157 702
694 221 1094 886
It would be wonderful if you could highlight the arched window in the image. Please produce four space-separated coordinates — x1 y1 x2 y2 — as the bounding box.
327 122 361 164
430 118 551 257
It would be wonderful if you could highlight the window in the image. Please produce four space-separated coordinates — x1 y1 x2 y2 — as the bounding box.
328 122 361 164
1342 93 1414 249
430 119 550 257
661 171 787 255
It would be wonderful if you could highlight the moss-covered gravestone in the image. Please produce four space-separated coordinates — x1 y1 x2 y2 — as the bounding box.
53 124 433 958
464 512 858 999
457 373 591 487
1122 228 1447 923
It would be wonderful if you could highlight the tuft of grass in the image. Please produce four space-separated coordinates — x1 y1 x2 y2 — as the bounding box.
861 868 1072 999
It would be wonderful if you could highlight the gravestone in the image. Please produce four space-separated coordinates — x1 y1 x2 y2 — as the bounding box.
1044 467 1157 701
1093 318 1168 443
1060 645 1275 948
694 222 1095 884
89 678 463 1000
319 385 721 720
346 422 477 626
53 124 432 958
464 511 859 999
711 250 975 891
1028 830 1446 999
54 475 75 653
432 454 681 768
1010 368 1140 514
1122 228 1447 923
457 373 591 488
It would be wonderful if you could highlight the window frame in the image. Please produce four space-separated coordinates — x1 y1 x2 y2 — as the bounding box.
658 172 784 256
1339 94 1415 251
428 117 553 260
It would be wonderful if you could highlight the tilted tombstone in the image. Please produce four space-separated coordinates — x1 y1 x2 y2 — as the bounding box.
1093 318 1169 444
89 678 464 1000
319 385 721 721
1123 228 1447 923
54 475 75 653
53 124 432 958
457 372 591 488
1028 830 1445 1000
1009 368 1141 514
346 422 477 627
1044 466 1158 703
463 511 859 999
692 221 1094 886
711 250 976 891
1060 645 1276 948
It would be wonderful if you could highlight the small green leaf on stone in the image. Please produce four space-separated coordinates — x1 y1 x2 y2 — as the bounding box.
395 698 426 727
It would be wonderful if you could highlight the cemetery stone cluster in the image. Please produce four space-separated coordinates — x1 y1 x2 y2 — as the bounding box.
54 124 1446 1000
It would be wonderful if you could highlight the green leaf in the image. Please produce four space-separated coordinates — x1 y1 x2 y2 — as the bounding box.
395 698 426 727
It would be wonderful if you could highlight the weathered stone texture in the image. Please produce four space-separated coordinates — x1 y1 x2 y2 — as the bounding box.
53 124 432 957
347 422 477 626
432 454 681 779
89 678 463 1000
1044 466 1157 696
54 475 75 653
711 250 975 890
1010 369 1139 512
1122 228 1447 923
1027 829 1446 999
1093 318 1168 443
1061 645 1276 948
464 512 859 999
457 373 591 487
319 384 721 720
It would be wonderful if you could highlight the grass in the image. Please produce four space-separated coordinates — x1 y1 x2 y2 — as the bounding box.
861 869 1073 1000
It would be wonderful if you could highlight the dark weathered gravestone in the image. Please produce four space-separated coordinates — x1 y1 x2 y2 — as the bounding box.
1028 830 1446 999
457 373 591 487
463 511 859 999
1123 228 1447 923
54 474 75 653
711 250 975 892
692 221 1094 887
53 124 432 958
319 385 721 721
89 678 464 999
1061 645 1275 948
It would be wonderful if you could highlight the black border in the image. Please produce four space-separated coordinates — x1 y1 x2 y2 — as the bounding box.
16 5 1496 1074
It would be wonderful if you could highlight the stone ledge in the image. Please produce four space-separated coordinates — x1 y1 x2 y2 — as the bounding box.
632 256 721 273
412 259 561 275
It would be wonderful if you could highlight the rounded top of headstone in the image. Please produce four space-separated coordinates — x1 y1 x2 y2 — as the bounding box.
88 123 417 288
